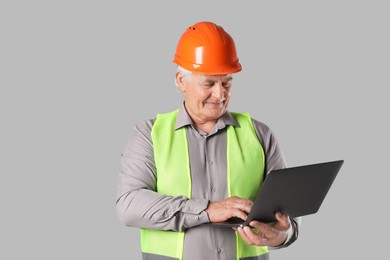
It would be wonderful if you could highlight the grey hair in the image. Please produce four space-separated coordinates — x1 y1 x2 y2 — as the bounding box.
174 66 193 92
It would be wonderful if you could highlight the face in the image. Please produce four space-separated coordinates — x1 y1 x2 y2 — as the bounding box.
177 72 233 123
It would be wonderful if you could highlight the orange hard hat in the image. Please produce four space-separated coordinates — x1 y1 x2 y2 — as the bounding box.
173 21 242 75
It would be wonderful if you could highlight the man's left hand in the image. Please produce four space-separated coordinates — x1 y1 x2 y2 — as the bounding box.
236 212 290 247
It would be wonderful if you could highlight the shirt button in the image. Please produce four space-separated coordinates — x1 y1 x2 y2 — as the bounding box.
209 161 214 165
217 249 222 254
211 187 216 193
195 216 199 220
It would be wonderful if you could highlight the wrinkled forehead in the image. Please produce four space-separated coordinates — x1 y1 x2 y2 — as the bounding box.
192 73 233 82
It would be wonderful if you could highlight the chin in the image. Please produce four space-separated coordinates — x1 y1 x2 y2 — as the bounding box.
206 109 226 119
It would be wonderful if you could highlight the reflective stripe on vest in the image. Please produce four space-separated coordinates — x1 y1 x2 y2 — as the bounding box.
142 110 268 260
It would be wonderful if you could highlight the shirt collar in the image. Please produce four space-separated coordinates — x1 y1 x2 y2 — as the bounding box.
174 103 239 131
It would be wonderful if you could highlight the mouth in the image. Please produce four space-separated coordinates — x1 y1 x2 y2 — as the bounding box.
204 101 225 106
204 101 225 108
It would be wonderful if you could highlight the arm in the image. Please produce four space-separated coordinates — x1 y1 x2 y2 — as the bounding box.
116 119 209 232
250 119 301 248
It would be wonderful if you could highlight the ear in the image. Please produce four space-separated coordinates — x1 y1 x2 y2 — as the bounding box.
176 72 186 93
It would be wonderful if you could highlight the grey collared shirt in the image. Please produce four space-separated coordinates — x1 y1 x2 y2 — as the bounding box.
116 106 299 260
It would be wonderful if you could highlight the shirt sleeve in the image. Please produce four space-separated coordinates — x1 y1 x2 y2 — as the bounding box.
251 118 301 248
116 119 210 232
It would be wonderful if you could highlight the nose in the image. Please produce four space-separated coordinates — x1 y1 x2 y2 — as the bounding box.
211 83 225 100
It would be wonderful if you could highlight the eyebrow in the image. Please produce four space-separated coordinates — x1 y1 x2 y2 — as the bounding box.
223 76 233 82
203 76 233 83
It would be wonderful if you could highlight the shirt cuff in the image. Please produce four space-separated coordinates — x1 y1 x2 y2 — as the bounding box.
182 198 209 214
182 199 210 228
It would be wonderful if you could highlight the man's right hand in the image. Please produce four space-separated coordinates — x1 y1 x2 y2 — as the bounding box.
205 196 253 223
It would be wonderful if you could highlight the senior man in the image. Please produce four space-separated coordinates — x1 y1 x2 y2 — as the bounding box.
117 21 299 260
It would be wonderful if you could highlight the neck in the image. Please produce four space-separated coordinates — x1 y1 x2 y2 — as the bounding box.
184 106 217 134
194 120 217 134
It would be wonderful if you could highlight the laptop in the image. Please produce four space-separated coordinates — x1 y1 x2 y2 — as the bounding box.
208 160 344 227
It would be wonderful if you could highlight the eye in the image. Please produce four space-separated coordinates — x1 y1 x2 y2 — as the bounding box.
222 82 232 88
203 82 215 88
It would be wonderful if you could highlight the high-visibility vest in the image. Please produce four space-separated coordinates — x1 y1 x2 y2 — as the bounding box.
141 110 268 260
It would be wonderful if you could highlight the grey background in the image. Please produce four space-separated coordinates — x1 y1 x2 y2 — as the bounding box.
1 0 389 259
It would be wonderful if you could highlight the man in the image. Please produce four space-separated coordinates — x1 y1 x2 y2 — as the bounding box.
117 21 300 260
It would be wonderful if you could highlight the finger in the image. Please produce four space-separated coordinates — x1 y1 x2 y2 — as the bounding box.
229 197 253 213
237 227 254 245
243 226 267 246
275 212 290 229
250 220 287 237
241 202 253 214
235 200 253 214
231 209 248 221
249 221 268 232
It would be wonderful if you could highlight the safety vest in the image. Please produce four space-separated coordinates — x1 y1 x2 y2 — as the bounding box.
141 109 268 260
